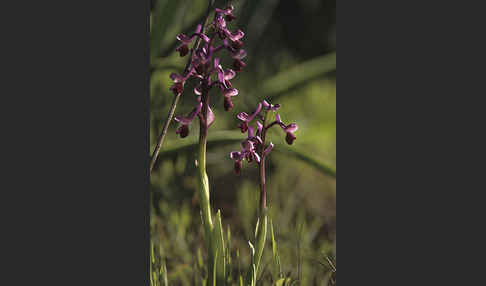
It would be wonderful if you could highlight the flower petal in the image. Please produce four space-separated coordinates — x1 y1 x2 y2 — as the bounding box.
224 69 236 80
254 136 263 145
207 106 215 126
176 33 192 44
263 142 274 156
247 103 262 122
223 88 238 97
253 152 261 163
284 123 298 133
263 100 280 111
232 49 247 60
262 100 270 110
256 121 263 135
237 112 249 121
247 126 254 138
170 73 185 83
230 151 242 160
226 29 244 42
196 33 210 43
194 85 202 95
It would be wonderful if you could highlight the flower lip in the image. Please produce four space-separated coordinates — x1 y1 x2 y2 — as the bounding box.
176 125 189 138
176 44 189 57
170 82 184 96
233 59 246 72
237 122 248 133
224 97 234 111
285 132 296 145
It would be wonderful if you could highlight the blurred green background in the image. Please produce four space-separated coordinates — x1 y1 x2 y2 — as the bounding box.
150 0 335 284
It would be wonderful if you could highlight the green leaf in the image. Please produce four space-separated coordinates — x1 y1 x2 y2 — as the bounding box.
150 0 182 60
226 226 232 283
275 278 292 286
155 131 336 178
257 52 336 102
274 145 336 178
212 249 218 286
270 218 282 280
212 210 226 284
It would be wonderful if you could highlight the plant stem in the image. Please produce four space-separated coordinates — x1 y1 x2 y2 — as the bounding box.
251 117 269 283
149 0 215 176
149 93 181 174
259 157 267 212
197 84 218 285
198 87 213 234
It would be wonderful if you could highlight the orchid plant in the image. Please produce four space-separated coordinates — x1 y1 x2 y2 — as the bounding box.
170 5 246 285
230 100 298 284
166 4 298 286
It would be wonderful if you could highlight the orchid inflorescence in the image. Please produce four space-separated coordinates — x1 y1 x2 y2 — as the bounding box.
171 5 246 138
230 99 299 175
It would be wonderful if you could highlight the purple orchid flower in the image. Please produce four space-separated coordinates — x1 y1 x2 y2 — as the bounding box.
236 102 262 132
274 113 299 145
171 6 246 138
175 24 210 57
223 88 238 111
230 100 298 174
169 72 191 96
229 127 263 174
231 49 247 72
174 99 202 138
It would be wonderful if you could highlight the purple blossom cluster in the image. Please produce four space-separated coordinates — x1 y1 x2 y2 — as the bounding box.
171 5 247 138
230 100 298 174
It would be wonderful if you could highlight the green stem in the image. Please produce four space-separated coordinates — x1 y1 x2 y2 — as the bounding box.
198 88 217 284
198 100 213 233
